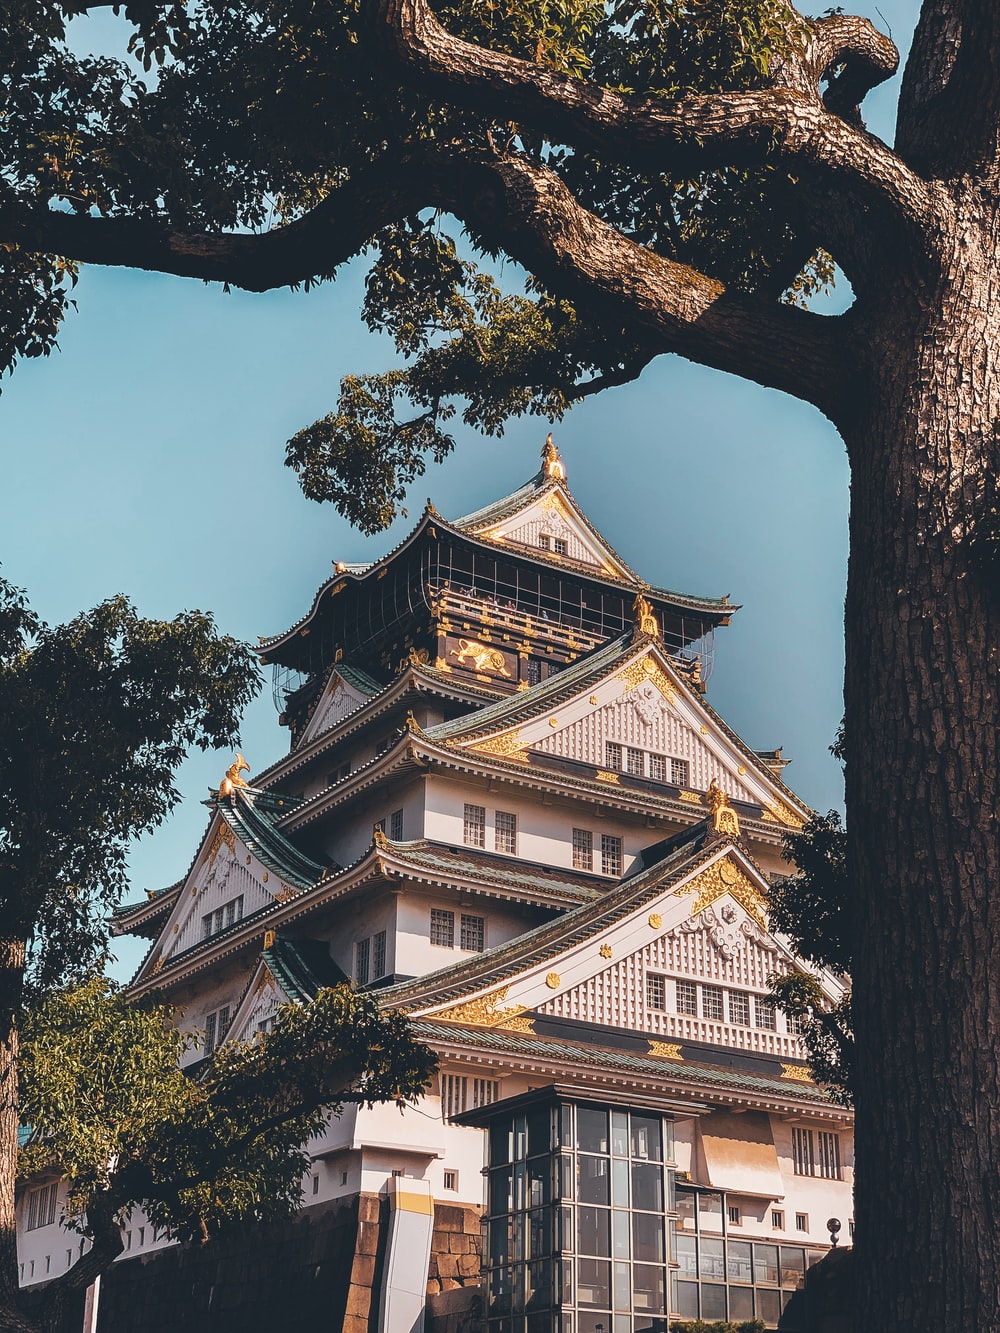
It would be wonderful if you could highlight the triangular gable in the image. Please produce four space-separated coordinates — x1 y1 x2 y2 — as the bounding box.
414 844 843 1059
297 667 379 747
225 956 290 1044
451 640 808 827
134 810 301 980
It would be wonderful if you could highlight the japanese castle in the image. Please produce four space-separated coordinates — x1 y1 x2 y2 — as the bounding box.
19 439 852 1332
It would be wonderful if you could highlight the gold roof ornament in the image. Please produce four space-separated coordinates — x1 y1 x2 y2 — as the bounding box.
632 591 660 639
541 433 566 481
706 779 741 839
218 753 250 800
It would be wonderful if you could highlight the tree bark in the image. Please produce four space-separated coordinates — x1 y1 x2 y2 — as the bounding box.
844 201 1000 1331
0 937 36 1333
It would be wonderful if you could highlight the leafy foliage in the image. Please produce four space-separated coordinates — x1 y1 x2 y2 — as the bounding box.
2 1 835 526
669 1319 766 1333
19 978 437 1242
0 578 260 987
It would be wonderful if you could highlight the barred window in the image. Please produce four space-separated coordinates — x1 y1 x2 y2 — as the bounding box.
670 757 690 787
204 1011 217 1055
460 914 485 951
495 810 517 854
786 1009 805 1035
390 808 404 840
792 1129 840 1180
552 538 567 556
626 746 644 776
527 659 542 685
202 895 243 940
646 973 666 1011
26 1183 58 1231
754 996 777 1030
601 834 623 877
572 828 593 871
203 1004 230 1056
443 1170 458 1191
473 1078 499 1108
605 741 622 770
430 909 455 947
372 930 387 979
648 754 666 782
463 803 486 848
538 534 550 550
729 991 750 1025
676 980 698 1016
817 1131 841 1179
355 937 370 985
442 1073 468 1120
702 984 724 1020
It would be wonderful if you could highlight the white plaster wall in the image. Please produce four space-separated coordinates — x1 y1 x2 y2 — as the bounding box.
394 890 533 979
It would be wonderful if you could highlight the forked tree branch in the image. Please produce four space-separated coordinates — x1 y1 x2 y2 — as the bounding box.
370 0 942 270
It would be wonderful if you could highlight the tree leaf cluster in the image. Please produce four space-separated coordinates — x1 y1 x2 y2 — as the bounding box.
19 978 437 1243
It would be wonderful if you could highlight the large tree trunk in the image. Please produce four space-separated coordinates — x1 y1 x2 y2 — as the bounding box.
0 938 35 1333
846 221 1000 1330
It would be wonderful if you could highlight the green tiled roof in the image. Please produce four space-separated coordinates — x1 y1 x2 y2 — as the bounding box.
218 787 324 891
381 839 603 906
262 936 348 1003
382 823 720 1010
412 1019 833 1106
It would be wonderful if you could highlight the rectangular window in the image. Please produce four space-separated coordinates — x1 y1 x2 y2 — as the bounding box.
702 984 724 1021
605 741 622 771
728 1205 742 1226
372 930 387 979
626 746 644 777
786 1009 805 1035
201 914 212 941
460 914 485 952
203 897 242 940
355 937 370 985
729 992 750 1026
772 1210 784 1230
646 974 666 1011
676 980 698 1016
572 828 593 871
463 803 486 848
443 1170 458 1191
538 534 551 550
390 808 404 840
670 757 690 787
204 1010 217 1056
791 1126 841 1178
312 1175 320 1196
816 1131 842 1179
495 810 517 855
648 754 666 782
553 538 567 556
430 909 455 947
473 1078 499 1108
26 1183 57 1231
796 1213 809 1232
754 997 777 1030
526 659 542 685
442 1073 468 1120
601 834 623 877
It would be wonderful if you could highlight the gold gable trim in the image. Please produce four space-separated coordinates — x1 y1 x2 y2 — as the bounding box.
617 655 675 702
761 801 806 829
675 856 768 929
648 1041 683 1060
433 985 530 1029
472 729 528 762
780 1063 813 1083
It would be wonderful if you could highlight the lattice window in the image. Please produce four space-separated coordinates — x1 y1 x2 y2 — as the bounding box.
729 992 750 1026
601 834 623 877
473 1078 499 1108
605 741 623 770
572 828 593 871
626 747 644 777
702 985 724 1020
26 1183 58 1231
202 895 243 940
460 914 485 952
203 1005 230 1056
463 803 486 848
816 1132 841 1179
676 980 698 1016
390 808 404 840
442 1074 468 1120
754 996 777 1030
355 937 370 985
671 757 690 787
430 909 455 947
648 754 666 782
372 930 387 979
552 538 567 555
495 810 517 854
785 1009 805 1035
646 973 666 1011
527 659 542 685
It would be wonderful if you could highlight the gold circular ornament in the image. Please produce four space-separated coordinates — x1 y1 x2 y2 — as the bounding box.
720 860 739 885
549 717 559 727
545 972 561 989
262 872 268 882
599 944 612 959
648 913 662 930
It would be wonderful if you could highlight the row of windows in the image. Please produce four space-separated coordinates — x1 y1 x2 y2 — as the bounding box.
25 1182 58 1231
374 808 404 840
572 829 623 877
442 1073 501 1119
605 744 689 788
538 535 568 555
464 804 518 854
355 930 388 984
201 895 243 940
646 975 802 1034
791 1127 841 1180
431 908 486 952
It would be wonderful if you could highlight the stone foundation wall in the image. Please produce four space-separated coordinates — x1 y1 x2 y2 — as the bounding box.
426 1202 484 1333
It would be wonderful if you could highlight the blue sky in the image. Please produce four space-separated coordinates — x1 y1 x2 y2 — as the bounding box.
1 2 916 979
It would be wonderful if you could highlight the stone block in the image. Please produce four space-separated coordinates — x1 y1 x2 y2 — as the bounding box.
434 1206 465 1233
357 1193 381 1224
447 1232 470 1254
463 1209 483 1235
458 1254 480 1277
437 1254 460 1279
426 1278 441 1296
343 1315 369 1333
356 1221 380 1255
351 1253 376 1287
440 1278 462 1292
345 1283 372 1320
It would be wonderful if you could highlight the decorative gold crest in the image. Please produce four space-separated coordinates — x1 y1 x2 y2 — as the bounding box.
780 1063 813 1083
618 655 675 702
677 857 767 929
596 770 621 784
706 780 741 838
545 972 561 990
599 944 612 959
208 821 237 865
648 1041 683 1060
472 729 528 762
648 913 662 930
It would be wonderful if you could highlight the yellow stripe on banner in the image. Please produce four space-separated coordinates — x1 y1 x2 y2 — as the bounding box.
395 1191 434 1216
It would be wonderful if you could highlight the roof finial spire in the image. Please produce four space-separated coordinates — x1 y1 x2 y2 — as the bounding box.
218 753 250 800
632 591 660 639
541 433 565 481
706 779 741 839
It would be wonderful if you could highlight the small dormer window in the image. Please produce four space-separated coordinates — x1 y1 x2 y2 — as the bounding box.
552 538 567 555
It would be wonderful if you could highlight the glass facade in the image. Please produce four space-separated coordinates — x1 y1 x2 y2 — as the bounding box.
672 1184 824 1328
483 1096 676 1333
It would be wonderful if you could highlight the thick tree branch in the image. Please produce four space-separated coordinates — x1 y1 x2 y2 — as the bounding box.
897 1 1000 183
370 0 940 272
